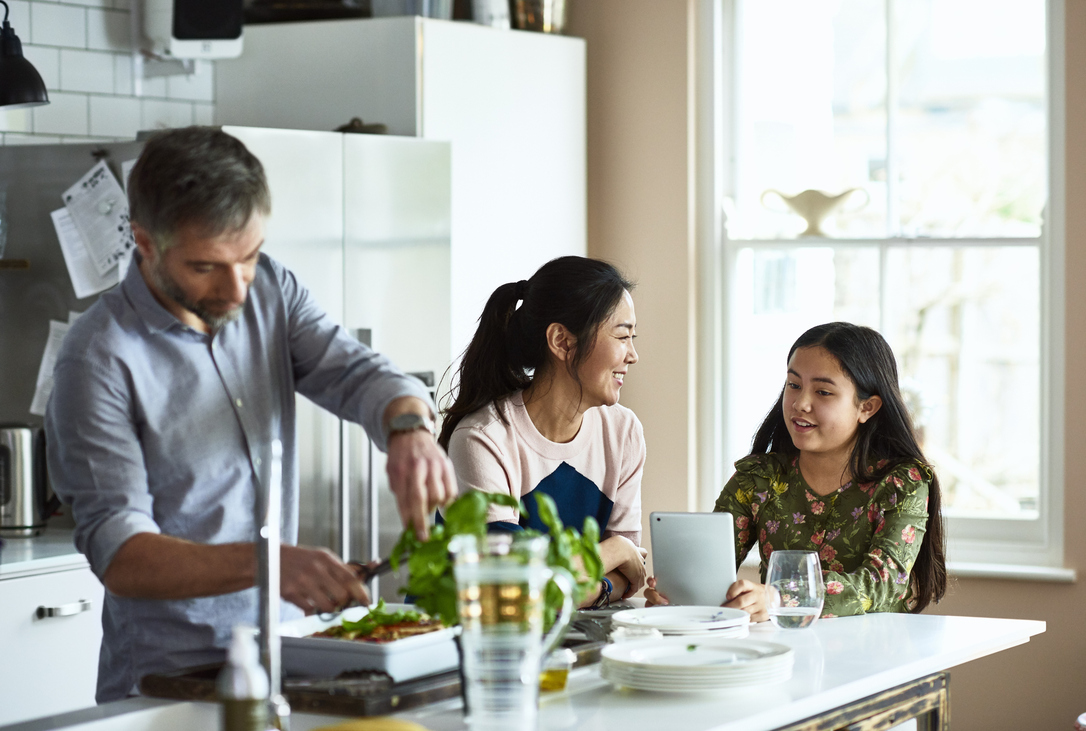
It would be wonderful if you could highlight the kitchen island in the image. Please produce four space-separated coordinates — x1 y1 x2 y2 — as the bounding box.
1 612 1044 731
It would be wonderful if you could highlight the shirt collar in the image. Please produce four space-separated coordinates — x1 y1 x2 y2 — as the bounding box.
121 251 202 337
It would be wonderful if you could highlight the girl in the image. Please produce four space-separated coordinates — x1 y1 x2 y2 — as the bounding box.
647 322 946 618
441 256 647 608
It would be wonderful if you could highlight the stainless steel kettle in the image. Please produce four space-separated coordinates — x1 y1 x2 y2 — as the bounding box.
0 425 58 537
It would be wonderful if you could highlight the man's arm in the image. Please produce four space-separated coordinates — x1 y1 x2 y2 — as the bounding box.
383 396 458 540
103 532 369 613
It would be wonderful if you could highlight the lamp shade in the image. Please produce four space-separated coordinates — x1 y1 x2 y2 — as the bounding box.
0 19 48 109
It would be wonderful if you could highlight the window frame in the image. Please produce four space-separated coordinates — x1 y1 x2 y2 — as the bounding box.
711 0 1070 577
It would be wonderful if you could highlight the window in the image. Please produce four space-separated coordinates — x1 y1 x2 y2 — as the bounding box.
720 0 1067 572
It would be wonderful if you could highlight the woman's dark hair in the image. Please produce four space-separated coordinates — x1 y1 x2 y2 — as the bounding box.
438 256 634 450
751 322 947 612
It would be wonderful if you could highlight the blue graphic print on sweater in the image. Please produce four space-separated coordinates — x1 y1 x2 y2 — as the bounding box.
489 461 614 535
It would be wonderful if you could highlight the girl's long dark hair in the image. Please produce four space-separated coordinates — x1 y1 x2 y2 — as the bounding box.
438 256 634 450
751 322 947 612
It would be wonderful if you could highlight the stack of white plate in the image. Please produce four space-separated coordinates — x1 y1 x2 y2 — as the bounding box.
610 606 751 639
600 637 794 692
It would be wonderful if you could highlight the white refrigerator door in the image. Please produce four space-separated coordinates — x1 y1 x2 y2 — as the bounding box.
221 125 346 552
343 134 451 600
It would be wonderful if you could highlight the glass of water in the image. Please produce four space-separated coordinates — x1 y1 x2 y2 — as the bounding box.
765 550 825 629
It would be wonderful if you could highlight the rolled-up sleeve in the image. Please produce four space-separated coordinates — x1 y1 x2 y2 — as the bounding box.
274 262 433 452
46 356 160 580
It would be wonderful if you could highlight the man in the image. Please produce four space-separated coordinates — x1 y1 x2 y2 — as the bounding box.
45 127 457 703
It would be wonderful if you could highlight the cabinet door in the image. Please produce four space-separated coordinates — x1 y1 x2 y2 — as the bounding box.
0 567 104 725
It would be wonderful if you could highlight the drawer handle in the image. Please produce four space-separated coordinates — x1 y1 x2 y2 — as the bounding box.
35 599 93 619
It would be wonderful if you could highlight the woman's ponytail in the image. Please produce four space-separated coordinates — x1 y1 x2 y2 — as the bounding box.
439 257 633 451
438 281 531 449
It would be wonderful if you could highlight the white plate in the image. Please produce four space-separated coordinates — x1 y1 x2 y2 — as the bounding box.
601 637 792 672
601 660 792 691
610 606 750 632
279 604 459 682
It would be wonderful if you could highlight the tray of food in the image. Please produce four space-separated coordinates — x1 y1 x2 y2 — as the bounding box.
280 601 460 682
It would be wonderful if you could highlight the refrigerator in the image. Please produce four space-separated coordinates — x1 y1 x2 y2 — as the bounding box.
0 127 452 601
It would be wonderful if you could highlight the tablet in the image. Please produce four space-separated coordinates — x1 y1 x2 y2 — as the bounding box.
649 512 737 607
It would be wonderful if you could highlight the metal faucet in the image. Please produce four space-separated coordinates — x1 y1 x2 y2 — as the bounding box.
259 439 291 730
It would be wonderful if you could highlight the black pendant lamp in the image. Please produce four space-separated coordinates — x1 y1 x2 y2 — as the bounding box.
0 0 48 109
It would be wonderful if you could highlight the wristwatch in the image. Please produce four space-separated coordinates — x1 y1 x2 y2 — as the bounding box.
386 412 435 440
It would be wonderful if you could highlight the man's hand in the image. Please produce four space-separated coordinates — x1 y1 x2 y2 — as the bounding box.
280 545 369 614
384 397 458 540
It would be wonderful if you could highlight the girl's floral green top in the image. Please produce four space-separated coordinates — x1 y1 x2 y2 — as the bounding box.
714 453 932 617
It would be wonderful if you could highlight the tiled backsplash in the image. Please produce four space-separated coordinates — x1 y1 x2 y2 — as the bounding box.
0 0 215 145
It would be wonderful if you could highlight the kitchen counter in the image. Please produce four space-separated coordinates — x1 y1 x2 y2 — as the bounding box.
0 612 1045 731
0 529 88 580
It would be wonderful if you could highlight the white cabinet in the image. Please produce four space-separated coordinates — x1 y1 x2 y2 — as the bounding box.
215 17 586 357
0 566 104 725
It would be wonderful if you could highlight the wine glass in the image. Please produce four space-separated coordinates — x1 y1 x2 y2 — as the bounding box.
765 550 825 629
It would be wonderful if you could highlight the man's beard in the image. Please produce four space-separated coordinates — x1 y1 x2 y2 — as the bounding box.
148 258 247 331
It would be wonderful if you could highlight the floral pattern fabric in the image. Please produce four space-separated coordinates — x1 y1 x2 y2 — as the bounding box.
714 453 932 617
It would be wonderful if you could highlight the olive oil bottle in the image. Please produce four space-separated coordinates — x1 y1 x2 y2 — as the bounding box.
217 625 270 731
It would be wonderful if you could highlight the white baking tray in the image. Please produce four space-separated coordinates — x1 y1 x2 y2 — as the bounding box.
279 604 460 682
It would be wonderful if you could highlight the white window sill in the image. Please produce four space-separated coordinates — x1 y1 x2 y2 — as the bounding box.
947 561 1077 583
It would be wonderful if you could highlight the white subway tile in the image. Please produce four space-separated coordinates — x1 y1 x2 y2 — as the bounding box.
87 8 130 52
166 60 213 102
89 94 140 138
140 99 193 131
137 73 166 98
60 49 115 94
30 3 86 48
4 133 63 145
0 108 32 133
22 45 60 90
32 91 88 135
7 1 31 38
113 52 133 95
193 102 213 126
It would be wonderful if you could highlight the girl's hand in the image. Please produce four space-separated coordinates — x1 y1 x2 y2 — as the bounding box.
644 576 670 607
599 535 648 596
724 579 768 622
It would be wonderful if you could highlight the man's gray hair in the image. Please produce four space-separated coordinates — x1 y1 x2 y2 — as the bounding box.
127 126 272 252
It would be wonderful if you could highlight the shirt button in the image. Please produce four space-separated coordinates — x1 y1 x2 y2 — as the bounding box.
254 457 262 466
235 398 243 408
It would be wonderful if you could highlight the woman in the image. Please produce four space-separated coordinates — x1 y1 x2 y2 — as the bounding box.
440 256 647 607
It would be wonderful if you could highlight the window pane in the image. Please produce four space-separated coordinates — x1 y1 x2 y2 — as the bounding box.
895 0 1046 237
882 247 1040 517
727 247 881 461
731 0 888 239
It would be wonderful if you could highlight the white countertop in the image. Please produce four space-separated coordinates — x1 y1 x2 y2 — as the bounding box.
0 529 88 579
0 613 1044 731
399 612 1045 731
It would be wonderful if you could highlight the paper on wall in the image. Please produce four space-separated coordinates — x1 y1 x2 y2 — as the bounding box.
51 208 120 299
28 320 71 417
121 159 138 193
61 161 136 277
